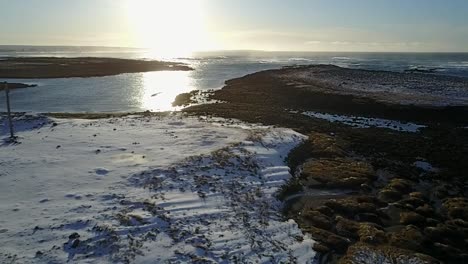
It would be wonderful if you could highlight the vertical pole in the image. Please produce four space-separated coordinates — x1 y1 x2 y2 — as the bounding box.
4 82 14 139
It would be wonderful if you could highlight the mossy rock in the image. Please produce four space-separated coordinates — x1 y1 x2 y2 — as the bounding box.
308 132 348 157
357 224 387 245
312 242 331 253
424 224 467 248
400 212 426 226
302 210 333 230
378 188 403 203
430 242 467 262
409 192 426 200
388 225 424 252
325 197 378 217
301 158 375 189
441 197 468 220
339 242 441 264
355 213 383 225
415 204 436 217
398 197 426 208
316 205 334 217
335 216 361 239
387 178 414 194
304 226 351 254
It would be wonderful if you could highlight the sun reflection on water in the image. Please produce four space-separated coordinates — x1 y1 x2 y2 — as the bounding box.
138 71 194 111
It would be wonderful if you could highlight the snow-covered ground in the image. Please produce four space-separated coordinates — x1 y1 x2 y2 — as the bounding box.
279 65 468 106
302 111 426 132
0 114 316 263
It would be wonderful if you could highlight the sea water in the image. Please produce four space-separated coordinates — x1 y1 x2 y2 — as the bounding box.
1 48 468 112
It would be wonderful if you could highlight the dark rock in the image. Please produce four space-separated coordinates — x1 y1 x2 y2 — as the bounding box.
360 183 372 192
326 234 351 254
400 212 425 225
445 218 468 228
378 189 402 203
68 232 80 240
441 197 468 220
312 242 330 253
431 242 465 262
379 204 404 226
398 197 426 208
305 226 350 254
424 224 466 247
303 210 333 230
426 218 440 227
415 204 435 217
316 205 334 217
335 216 361 239
409 192 425 200
355 213 382 225
71 239 80 248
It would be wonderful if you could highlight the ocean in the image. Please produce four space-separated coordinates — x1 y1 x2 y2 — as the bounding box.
1 47 468 112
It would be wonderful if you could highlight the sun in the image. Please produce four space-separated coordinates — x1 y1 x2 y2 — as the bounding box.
126 0 209 58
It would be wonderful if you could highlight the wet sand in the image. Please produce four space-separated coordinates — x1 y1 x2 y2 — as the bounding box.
0 57 192 78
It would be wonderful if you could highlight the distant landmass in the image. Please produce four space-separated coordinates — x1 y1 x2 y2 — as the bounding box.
0 57 192 78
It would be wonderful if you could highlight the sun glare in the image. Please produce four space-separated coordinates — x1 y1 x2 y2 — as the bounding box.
126 0 209 58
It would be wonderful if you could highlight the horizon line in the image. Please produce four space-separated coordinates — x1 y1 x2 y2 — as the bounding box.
1 44 468 54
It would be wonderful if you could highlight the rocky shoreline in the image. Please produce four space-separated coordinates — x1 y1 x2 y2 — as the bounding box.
182 65 468 263
0 57 192 78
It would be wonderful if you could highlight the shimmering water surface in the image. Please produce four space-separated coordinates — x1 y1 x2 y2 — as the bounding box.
1 50 468 112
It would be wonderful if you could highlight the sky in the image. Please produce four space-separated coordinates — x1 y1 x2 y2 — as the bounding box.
1 0 468 54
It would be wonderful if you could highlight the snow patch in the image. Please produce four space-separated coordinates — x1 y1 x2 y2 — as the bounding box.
0 114 316 263
302 111 426 132
413 161 438 172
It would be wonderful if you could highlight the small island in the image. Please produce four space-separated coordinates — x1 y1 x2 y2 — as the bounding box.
0 82 38 90
0 57 192 79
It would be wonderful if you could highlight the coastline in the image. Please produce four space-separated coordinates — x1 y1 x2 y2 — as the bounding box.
2 65 468 263
182 65 468 263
